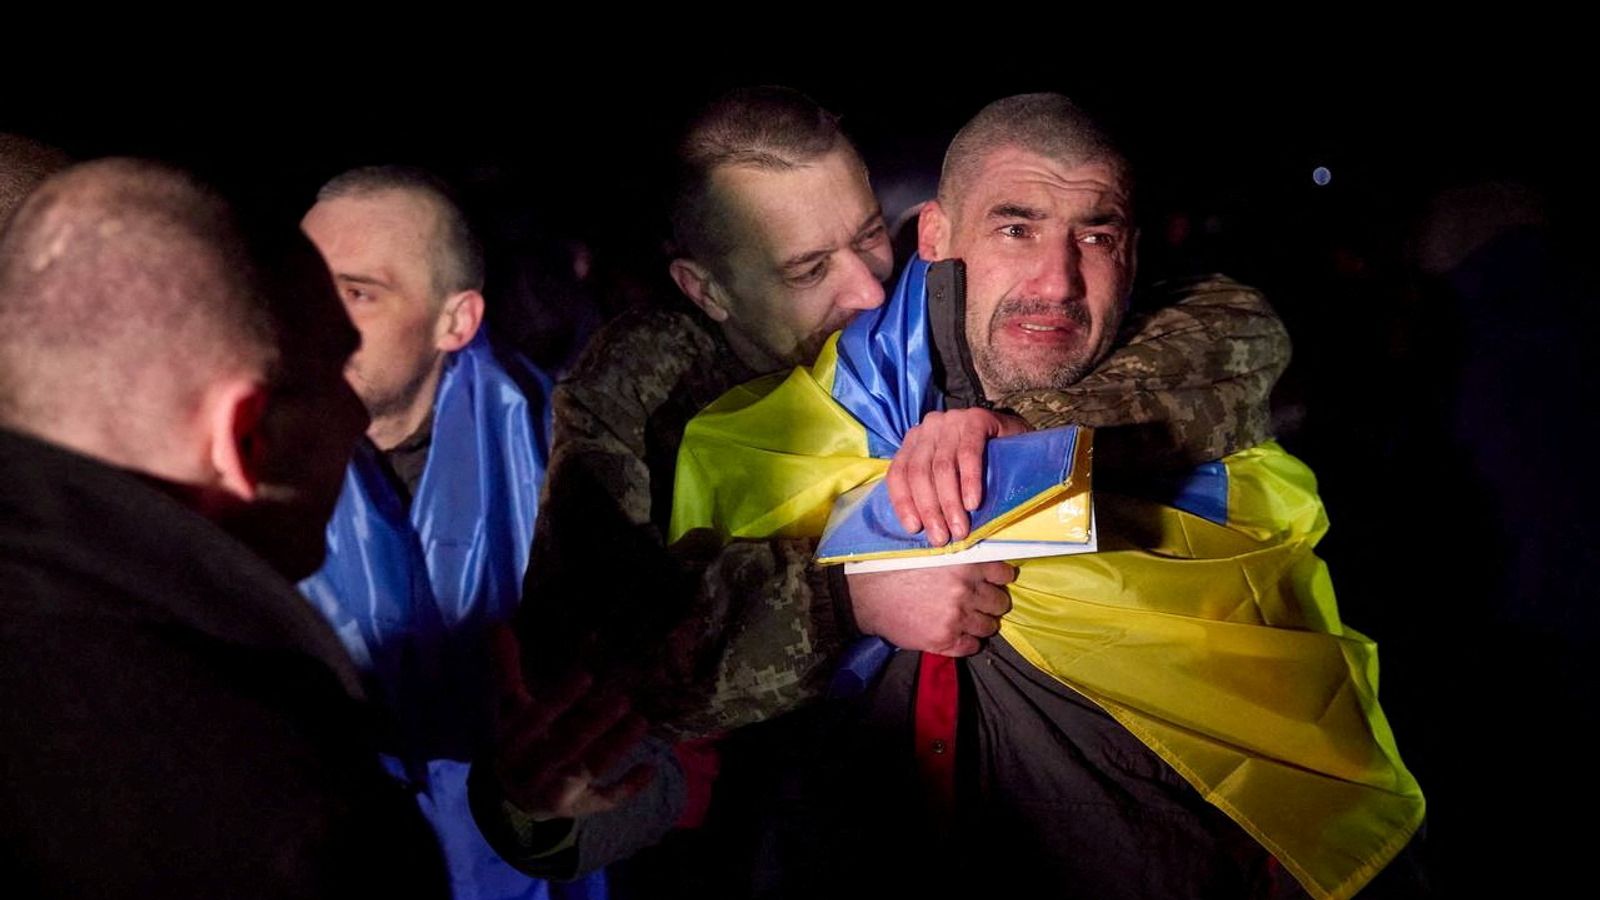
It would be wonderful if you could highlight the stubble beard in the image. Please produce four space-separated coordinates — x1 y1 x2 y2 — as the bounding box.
971 296 1103 398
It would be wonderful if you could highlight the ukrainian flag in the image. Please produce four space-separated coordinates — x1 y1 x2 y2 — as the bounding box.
670 258 1424 900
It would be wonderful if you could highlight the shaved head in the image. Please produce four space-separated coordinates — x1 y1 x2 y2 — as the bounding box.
1 160 268 448
315 165 484 299
671 85 852 270
664 86 892 372
937 93 1130 214
0 159 356 490
0 158 364 575
921 95 1138 399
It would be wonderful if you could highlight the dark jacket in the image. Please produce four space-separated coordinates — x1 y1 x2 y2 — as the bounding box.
0 427 446 899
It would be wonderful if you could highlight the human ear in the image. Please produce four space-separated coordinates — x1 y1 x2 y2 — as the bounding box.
917 200 952 261
668 257 730 323
205 378 270 501
435 289 486 352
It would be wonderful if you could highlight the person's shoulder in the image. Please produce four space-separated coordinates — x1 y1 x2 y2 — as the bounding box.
0 598 446 897
1143 273 1274 315
472 333 555 408
579 304 716 367
1130 273 1286 343
563 303 721 399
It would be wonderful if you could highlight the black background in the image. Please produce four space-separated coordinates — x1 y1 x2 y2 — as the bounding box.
6 40 1592 895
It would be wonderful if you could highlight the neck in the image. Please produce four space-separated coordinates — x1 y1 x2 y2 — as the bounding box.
720 325 786 376
4 410 211 487
366 364 442 451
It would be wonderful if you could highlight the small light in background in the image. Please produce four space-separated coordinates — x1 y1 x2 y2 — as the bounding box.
1312 166 1332 186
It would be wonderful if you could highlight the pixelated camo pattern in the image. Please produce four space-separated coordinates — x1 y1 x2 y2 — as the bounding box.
524 278 1289 737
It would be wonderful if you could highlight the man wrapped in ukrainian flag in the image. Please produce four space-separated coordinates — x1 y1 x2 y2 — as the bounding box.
667 94 1424 899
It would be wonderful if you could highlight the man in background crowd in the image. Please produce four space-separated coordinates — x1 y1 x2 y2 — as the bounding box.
0 158 446 897
299 167 675 898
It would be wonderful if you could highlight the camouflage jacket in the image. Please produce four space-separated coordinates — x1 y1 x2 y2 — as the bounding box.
519 276 1289 739
1005 274 1290 479
518 303 839 738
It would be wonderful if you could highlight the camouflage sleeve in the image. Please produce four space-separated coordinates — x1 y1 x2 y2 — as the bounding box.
1001 275 1291 473
520 380 678 685
518 309 852 740
653 531 849 739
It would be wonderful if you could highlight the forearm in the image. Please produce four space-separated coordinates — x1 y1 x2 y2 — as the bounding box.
655 533 856 738
523 391 855 739
518 385 682 681
1003 276 1291 472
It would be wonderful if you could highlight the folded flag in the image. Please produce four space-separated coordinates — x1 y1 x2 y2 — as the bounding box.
817 424 1094 569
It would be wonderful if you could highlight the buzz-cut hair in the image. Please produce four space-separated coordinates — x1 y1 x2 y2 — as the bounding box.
0 158 334 430
316 164 484 298
938 93 1131 212
670 85 850 266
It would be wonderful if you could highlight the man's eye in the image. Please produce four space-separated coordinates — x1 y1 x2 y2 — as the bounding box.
855 224 888 249
343 286 372 303
1081 232 1119 248
999 223 1032 239
789 261 828 286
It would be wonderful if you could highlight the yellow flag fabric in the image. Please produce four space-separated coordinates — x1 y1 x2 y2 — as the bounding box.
670 335 1424 900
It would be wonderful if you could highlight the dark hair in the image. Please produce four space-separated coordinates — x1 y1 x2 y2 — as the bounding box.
670 86 849 265
939 93 1130 211
317 165 484 297
0 159 337 420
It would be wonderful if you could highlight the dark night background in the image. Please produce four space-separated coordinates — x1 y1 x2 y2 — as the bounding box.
6 47 1593 895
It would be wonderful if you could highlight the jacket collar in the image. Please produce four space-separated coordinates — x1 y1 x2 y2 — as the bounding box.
0 427 363 698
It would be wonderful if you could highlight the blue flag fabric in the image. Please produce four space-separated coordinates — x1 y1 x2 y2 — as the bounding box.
671 256 1425 898
833 256 1229 520
823 258 1220 691
300 332 604 900
829 256 943 457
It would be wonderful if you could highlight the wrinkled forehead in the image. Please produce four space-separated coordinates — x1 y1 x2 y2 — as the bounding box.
303 189 443 272
957 147 1132 223
712 149 877 264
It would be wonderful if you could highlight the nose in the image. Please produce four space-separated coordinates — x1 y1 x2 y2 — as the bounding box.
1023 238 1085 304
834 248 889 312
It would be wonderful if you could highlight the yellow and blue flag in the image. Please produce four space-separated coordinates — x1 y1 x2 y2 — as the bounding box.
670 258 1424 900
